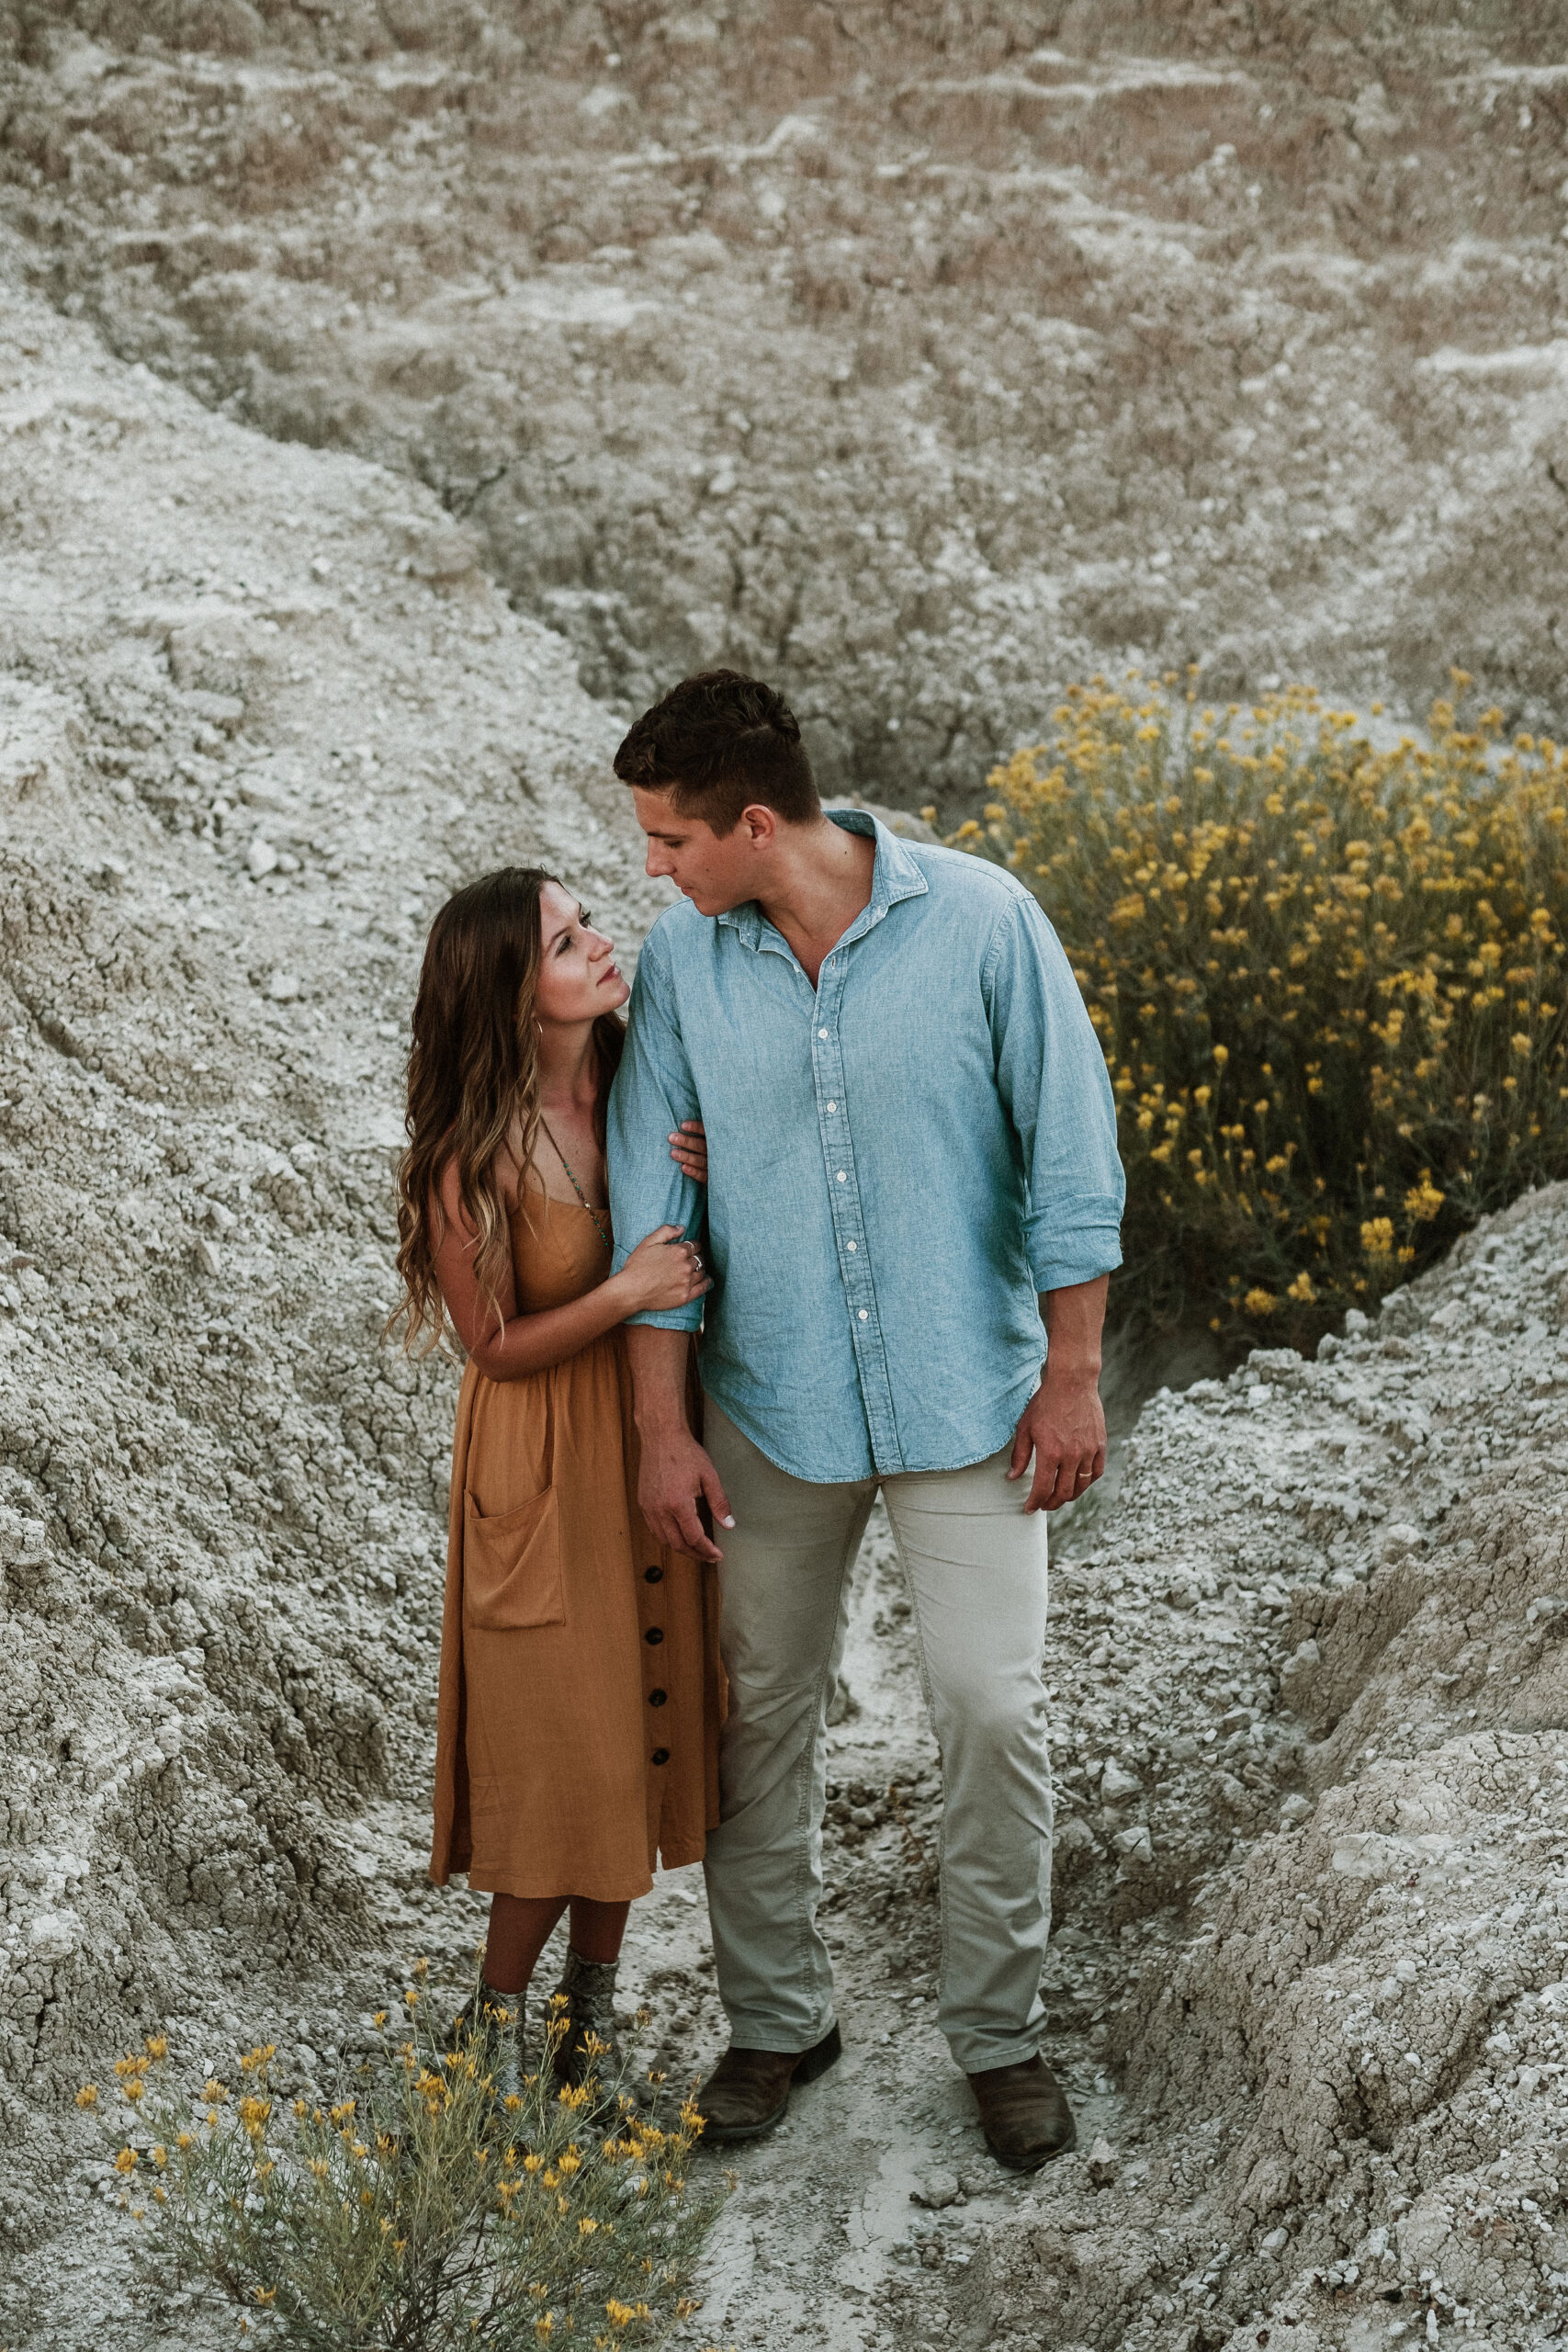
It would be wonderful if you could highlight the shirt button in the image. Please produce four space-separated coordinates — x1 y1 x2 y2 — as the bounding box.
818 1027 829 1039
858 1309 868 1321
651 1747 671 1766
644 1565 664 1584
847 1240 857 1252
836 1170 846 1182
826 1102 836 1113
645 1626 665 1645
649 1689 668 1707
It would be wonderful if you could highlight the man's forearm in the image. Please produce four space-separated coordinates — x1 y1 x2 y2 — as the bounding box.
626 1324 693 1431
1041 1273 1109 1380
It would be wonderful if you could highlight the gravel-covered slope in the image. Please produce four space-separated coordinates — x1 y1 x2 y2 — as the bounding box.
950 1192 1568 2352
0 243 665 2341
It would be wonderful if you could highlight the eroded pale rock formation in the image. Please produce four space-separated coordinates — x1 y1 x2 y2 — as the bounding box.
5 10 1568 2346
8 3 1568 813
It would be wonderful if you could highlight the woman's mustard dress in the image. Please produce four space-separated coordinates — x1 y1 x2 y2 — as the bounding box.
429 1188 723 1900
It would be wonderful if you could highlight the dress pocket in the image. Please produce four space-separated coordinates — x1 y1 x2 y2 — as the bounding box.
462 1485 565 1630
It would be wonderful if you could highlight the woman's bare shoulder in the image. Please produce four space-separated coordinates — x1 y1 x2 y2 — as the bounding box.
435 1142 523 1230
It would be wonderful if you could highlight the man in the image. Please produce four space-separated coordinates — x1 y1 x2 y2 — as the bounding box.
605 670 1124 2171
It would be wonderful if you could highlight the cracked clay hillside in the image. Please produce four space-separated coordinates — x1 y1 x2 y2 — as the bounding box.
6 3 1568 2350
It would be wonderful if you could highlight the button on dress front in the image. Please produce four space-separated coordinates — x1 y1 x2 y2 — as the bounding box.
428 1188 723 1901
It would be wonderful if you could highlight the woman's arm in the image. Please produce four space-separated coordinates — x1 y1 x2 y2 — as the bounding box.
432 1158 708 1383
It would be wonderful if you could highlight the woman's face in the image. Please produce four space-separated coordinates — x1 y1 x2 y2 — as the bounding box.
532 878 629 1029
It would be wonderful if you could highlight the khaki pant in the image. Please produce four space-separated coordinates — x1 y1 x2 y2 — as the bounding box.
702 1403 1053 2076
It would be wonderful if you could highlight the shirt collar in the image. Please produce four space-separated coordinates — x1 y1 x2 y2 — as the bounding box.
715 808 929 953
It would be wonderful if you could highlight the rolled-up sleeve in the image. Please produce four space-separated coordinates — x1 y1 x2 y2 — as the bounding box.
606 926 705 1331
984 893 1125 1295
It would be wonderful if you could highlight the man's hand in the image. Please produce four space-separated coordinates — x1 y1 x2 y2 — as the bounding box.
1009 1272 1110 1513
638 1423 735 1565
1008 1366 1106 1513
625 1326 734 1563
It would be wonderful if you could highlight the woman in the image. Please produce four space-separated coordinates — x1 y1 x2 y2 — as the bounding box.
390 865 720 2089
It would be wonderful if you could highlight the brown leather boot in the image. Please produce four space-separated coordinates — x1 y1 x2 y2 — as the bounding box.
967 2054 1077 2172
694 2022 842 2143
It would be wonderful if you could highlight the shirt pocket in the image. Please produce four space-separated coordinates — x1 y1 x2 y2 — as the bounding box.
462 1484 565 1630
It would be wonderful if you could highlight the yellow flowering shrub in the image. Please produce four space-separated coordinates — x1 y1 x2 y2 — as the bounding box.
85 1994 718 2348
954 674 1568 1350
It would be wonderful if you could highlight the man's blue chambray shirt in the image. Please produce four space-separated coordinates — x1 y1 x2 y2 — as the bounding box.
605 811 1125 1484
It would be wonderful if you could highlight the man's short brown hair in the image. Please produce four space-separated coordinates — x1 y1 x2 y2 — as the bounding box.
612 670 819 835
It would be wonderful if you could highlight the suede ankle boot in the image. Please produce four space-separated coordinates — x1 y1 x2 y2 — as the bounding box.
547 1947 623 2101
446 1974 525 2101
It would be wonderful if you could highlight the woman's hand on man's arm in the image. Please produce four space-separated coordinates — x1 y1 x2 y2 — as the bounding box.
611 1227 711 1317
668 1119 708 1184
433 1160 705 1381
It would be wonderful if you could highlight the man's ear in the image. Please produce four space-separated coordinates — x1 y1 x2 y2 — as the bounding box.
740 803 780 849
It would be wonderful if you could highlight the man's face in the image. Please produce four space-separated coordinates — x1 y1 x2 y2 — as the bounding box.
631 786 763 917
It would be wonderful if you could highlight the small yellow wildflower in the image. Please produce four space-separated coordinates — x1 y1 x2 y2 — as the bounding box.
75 2086 98 2109
114 2148 137 2175
1404 1170 1445 1222
1243 1288 1277 1317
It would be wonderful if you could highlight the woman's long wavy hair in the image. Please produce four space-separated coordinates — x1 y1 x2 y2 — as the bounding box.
389 866 625 1356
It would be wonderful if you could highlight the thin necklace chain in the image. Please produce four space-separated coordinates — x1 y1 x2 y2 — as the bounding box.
538 1118 612 1252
